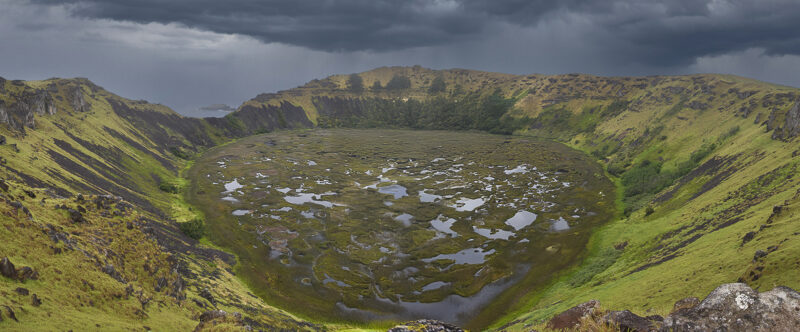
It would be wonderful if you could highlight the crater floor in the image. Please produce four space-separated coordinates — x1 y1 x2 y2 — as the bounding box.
186 129 614 327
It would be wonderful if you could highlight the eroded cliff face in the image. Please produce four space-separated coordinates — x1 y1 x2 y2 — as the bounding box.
0 87 59 130
70 86 91 113
767 101 800 140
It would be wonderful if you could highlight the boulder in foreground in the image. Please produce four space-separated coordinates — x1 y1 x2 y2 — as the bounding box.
545 283 800 331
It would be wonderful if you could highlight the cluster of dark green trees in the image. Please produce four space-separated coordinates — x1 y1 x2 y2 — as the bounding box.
616 126 738 215
317 90 530 134
347 73 447 94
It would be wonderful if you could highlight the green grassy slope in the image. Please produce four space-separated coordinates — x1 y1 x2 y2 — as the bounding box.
0 78 322 331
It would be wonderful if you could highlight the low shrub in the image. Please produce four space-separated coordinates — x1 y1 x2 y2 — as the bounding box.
179 218 205 240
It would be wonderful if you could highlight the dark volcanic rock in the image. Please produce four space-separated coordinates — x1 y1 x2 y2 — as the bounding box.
1 257 17 280
742 231 756 245
753 249 768 261
9 200 23 210
603 310 659 331
43 223 76 249
199 287 216 306
14 287 29 296
101 263 126 283
388 319 464 332
547 299 601 330
661 283 800 331
17 266 39 281
3 306 17 322
68 208 86 223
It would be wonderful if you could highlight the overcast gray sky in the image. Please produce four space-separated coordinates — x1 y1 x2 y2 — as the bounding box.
2 0 800 116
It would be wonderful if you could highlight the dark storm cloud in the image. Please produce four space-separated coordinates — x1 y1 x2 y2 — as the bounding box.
28 0 800 66
28 0 487 51
7 0 800 113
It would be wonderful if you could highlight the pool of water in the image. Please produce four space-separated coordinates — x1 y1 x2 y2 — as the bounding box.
505 210 538 231
378 184 409 199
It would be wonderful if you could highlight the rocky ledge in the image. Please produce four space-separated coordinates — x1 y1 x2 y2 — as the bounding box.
546 283 800 331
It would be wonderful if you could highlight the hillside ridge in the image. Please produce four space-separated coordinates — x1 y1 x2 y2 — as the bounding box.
1 67 800 330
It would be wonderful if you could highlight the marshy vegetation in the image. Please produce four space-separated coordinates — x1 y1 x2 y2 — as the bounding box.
186 129 614 328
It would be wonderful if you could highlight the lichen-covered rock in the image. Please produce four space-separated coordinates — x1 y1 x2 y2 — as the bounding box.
661 283 800 331
388 319 464 332
547 300 601 330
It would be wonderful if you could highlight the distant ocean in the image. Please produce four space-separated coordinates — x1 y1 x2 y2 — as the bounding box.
177 107 234 118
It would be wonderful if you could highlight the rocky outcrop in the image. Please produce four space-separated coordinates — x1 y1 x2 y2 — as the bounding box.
546 283 800 331
23 111 35 129
0 257 39 282
31 294 42 307
192 310 250 332
603 310 661 332
70 86 91 112
0 101 11 127
547 299 602 330
0 257 16 280
0 88 58 130
769 102 800 140
388 319 465 332
782 102 800 138
32 89 58 115
662 283 800 331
